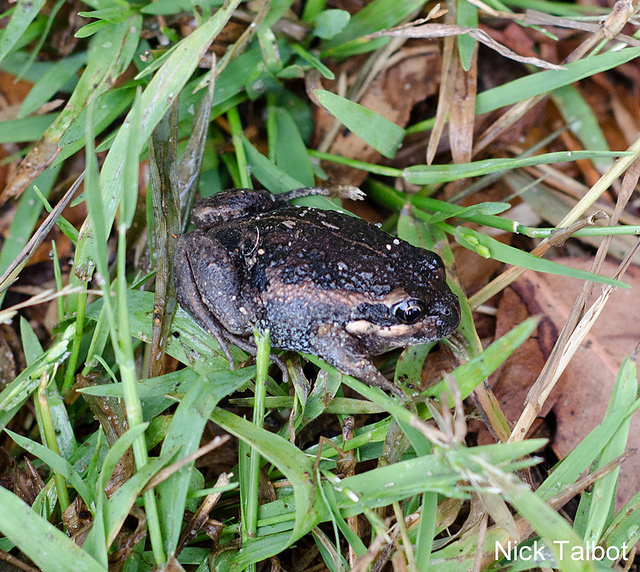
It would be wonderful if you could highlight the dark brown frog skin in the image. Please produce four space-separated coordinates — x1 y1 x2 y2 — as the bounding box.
174 188 460 395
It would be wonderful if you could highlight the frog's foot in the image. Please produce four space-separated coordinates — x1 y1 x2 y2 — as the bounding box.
269 353 289 384
310 323 403 398
224 334 289 384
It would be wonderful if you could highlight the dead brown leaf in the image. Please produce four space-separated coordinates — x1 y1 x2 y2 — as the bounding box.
314 48 440 185
371 21 565 70
486 257 640 508
449 45 477 164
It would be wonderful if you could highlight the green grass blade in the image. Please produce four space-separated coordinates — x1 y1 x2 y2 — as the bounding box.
0 0 47 64
0 485 106 572
457 0 478 71
476 47 640 114
141 0 218 15
242 136 305 191
5 16 141 198
18 52 87 118
157 373 248 555
403 150 625 185
537 397 640 503
321 0 425 50
552 85 612 173
19 317 43 366
415 491 437 572
98 424 148 495
54 86 137 166
242 137 339 209
582 355 637 543
494 472 591 572
313 9 351 39
210 408 318 568
601 489 640 558
291 43 335 79
74 2 241 279
104 454 174 547
454 225 628 287
268 106 315 186
315 89 405 158
0 114 56 143
6 429 93 506
319 478 368 556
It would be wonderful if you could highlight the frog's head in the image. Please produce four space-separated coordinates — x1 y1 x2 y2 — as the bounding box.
344 252 460 354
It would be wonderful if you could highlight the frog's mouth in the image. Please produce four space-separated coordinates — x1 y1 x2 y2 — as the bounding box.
345 317 446 351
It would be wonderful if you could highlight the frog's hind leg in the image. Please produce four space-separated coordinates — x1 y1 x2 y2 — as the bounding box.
174 231 253 369
309 323 403 397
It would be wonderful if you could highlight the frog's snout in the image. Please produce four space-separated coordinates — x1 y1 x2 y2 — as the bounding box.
431 297 461 337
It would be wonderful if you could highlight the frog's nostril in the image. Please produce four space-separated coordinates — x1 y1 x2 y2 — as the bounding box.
430 299 460 335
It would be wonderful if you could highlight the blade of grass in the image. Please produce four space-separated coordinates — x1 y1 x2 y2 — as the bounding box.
73 2 242 279
54 86 138 167
242 137 347 210
0 114 55 143
457 0 478 71
580 354 637 543
6 428 92 506
18 51 87 118
267 105 315 186
476 47 640 115
552 85 612 174
0 0 46 64
35 372 70 513
403 151 626 184
321 0 425 52
157 370 248 555
315 89 405 158
210 407 319 568
246 331 270 546
13 0 66 82
451 224 628 288
0 485 106 572
227 106 252 188
2 16 142 201
148 101 180 378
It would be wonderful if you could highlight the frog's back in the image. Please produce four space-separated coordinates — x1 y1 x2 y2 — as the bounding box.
213 206 443 299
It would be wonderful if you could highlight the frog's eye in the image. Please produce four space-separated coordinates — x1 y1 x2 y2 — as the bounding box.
392 300 424 324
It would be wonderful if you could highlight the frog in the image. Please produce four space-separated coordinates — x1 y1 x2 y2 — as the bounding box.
174 187 460 396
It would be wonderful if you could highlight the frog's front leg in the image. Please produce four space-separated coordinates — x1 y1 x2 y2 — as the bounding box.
309 323 403 397
174 230 256 367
